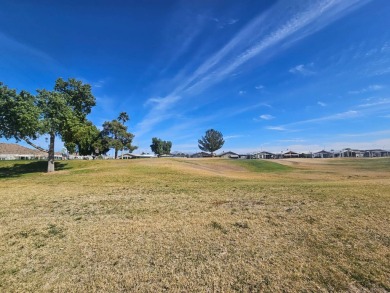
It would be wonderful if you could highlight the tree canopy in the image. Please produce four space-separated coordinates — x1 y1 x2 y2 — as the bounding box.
0 78 96 172
62 121 102 156
198 129 224 156
101 113 137 159
0 83 41 141
150 137 172 156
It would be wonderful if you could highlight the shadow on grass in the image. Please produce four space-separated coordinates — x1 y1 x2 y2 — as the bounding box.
0 161 69 178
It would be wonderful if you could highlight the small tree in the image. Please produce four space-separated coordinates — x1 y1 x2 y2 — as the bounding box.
118 112 129 124
198 129 224 156
150 137 172 156
101 112 137 159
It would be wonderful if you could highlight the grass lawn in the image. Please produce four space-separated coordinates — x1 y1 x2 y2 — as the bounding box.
0 158 389 292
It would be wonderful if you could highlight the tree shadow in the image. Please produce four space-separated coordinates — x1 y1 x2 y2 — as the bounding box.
0 161 69 178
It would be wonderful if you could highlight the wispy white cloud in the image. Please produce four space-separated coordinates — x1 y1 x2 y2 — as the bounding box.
171 143 199 152
208 0 367 82
260 103 272 108
230 102 272 117
181 0 368 95
135 95 181 137
357 98 390 108
266 110 360 131
259 114 275 120
277 139 306 143
228 19 239 25
93 79 107 88
135 0 371 137
294 110 359 124
317 101 327 107
211 17 240 29
289 63 315 75
338 129 390 138
144 95 181 110
0 31 61 71
225 134 244 140
348 84 384 94
95 95 118 118
238 90 246 95
255 85 265 90
266 126 286 131
159 14 207 75
78 77 109 89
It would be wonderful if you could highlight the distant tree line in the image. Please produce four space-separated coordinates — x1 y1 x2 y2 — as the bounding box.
1 78 227 172
149 129 224 157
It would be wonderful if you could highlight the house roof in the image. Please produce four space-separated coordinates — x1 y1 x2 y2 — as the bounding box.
191 152 212 157
314 150 332 154
218 151 238 157
283 151 299 155
255 151 274 155
0 143 46 156
365 149 388 152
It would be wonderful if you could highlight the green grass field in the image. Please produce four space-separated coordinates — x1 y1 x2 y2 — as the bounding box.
0 158 389 292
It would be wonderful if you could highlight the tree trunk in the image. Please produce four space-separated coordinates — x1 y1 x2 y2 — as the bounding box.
114 149 118 159
47 133 55 172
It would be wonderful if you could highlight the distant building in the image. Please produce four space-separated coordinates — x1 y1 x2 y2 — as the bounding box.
313 150 333 158
283 151 299 158
218 151 239 159
121 153 156 159
238 154 250 159
0 143 47 160
171 152 189 158
364 149 390 157
252 151 275 159
338 148 365 158
191 152 213 158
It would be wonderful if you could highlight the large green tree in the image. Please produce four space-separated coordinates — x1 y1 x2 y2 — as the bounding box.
150 137 172 156
0 78 96 172
198 129 224 156
101 112 137 159
0 83 41 144
62 121 103 156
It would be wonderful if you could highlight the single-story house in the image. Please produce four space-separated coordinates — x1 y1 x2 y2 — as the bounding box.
0 143 47 160
338 148 365 158
191 152 213 158
313 150 333 158
282 151 299 158
364 149 390 157
218 151 239 159
238 154 250 159
171 152 189 158
122 153 156 159
252 151 275 159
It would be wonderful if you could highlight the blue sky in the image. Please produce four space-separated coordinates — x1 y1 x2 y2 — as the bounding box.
1 0 389 154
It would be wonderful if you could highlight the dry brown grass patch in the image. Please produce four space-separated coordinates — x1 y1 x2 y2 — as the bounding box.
0 158 389 291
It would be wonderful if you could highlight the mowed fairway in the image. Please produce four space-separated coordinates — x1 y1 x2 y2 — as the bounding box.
0 158 389 292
